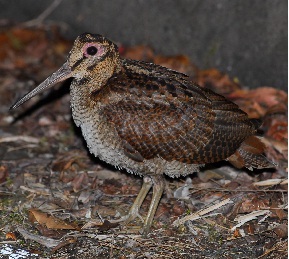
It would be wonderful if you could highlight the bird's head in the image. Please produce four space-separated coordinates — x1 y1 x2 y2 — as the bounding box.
11 33 120 109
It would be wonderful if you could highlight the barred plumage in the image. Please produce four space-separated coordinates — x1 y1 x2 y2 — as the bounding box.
11 33 273 235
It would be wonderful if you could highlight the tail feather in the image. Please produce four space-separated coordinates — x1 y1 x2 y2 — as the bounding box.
250 118 262 130
227 136 275 170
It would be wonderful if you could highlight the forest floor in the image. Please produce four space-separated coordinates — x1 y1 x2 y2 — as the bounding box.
0 26 287 258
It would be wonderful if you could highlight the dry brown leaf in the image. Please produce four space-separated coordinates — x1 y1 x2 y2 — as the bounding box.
120 183 139 195
155 203 170 219
92 204 117 218
97 220 119 232
17 226 60 248
266 119 288 141
233 229 242 238
51 237 77 254
12 173 24 191
81 219 103 229
121 45 154 61
239 196 269 213
29 209 77 230
245 222 255 235
197 169 224 182
35 224 66 239
172 202 185 216
5 232 17 240
195 68 241 95
153 55 197 75
272 224 288 238
71 171 89 192
101 178 123 195
52 154 86 173
0 165 8 184
270 200 287 220
228 87 287 108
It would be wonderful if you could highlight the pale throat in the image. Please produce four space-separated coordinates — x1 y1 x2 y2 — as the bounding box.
70 57 121 113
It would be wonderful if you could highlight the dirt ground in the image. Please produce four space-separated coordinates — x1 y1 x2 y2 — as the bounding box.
0 26 287 258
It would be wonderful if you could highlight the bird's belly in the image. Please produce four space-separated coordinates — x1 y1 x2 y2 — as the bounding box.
79 115 137 171
72 107 201 178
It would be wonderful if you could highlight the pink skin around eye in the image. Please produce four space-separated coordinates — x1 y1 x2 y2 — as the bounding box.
82 42 105 58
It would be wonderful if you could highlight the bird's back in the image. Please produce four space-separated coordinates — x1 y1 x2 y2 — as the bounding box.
96 59 257 165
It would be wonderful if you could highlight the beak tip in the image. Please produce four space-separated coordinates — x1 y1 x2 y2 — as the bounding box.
9 104 16 110
9 100 21 110
8 62 72 112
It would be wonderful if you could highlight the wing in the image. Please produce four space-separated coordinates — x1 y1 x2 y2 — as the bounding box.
101 97 215 164
98 59 256 164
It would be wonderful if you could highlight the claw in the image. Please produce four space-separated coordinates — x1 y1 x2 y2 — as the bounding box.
109 175 165 235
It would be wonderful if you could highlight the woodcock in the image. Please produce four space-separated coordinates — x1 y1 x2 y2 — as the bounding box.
11 33 273 235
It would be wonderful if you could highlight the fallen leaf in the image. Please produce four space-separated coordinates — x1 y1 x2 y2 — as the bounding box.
51 237 77 254
121 45 154 61
52 151 87 173
35 224 65 239
154 55 197 75
29 209 78 230
0 165 8 184
272 224 288 238
239 196 269 213
12 173 24 191
6 232 17 240
98 220 119 232
71 171 89 192
195 68 240 95
245 222 255 235
270 200 287 220
172 202 185 216
233 229 241 238
17 226 60 248
228 87 287 113
92 204 117 218
266 119 288 141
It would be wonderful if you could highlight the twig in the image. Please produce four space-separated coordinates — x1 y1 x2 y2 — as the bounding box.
257 240 288 258
231 210 271 231
253 178 288 186
20 186 50 196
190 187 287 193
0 136 39 144
173 198 233 226
17 226 60 248
22 0 63 27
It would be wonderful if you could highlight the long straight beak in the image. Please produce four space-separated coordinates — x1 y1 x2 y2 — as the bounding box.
10 62 72 110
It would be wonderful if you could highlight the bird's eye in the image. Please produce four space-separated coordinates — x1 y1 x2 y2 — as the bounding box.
86 46 98 56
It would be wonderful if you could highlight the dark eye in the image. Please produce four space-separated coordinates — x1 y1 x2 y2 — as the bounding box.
86 46 98 56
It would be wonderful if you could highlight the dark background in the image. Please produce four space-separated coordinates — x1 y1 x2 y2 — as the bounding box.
1 0 287 91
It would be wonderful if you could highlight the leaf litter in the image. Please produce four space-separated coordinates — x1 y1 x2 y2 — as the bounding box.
0 25 287 258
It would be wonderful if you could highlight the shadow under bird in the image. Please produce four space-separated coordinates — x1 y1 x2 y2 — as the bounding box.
11 33 273 235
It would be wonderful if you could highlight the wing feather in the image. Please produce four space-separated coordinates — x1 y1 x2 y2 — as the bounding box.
97 59 256 164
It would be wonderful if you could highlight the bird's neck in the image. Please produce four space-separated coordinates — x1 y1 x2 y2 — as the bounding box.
71 57 122 103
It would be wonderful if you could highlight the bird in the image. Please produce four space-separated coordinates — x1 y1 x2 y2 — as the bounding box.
11 33 273 235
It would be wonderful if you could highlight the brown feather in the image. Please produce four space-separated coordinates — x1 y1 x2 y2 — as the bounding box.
11 33 275 235
100 59 258 164
227 136 274 170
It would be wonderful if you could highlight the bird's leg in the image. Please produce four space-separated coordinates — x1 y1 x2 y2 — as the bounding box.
124 176 153 223
111 176 152 223
142 175 165 236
